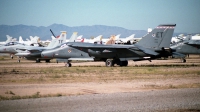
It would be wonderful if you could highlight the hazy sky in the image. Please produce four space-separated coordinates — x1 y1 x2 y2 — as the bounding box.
0 0 200 33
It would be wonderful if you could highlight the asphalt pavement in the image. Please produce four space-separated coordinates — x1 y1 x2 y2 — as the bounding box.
0 88 200 112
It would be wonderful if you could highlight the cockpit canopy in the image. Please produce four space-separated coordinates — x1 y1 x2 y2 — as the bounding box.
5 42 25 46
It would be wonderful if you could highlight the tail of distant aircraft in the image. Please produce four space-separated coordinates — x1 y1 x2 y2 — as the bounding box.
47 38 57 48
126 34 135 41
115 34 120 41
5 35 13 43
93 35 102 42
30 36 34 42
105 34 120 45
136 24 176 49
105 35 115 45
32 36 40 43
47 31 67 49
68 32 78 42
53 31 66 47
19 36 24 43
76 35 84 42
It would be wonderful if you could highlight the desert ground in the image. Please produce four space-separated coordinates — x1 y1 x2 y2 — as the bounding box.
0 54 200 100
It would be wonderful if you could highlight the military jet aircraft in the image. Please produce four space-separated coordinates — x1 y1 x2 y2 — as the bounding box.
15 31 79 63
14 31 68 62
0 41 26 59
41 24 176 67
171 34 200 62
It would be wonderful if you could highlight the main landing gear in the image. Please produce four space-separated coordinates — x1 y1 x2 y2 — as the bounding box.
36 59 50 63
105 59 128 67
36 59 41 63
17 56 21 63
65 62 72 67
181 58 186 63
10 54 14 59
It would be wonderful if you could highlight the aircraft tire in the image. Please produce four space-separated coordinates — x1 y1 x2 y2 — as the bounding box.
65 63 72 67
106 59 114 67
36 59 40 63
45 59 50 63
181 58 186 63
123 61 128 66
120 61 128 66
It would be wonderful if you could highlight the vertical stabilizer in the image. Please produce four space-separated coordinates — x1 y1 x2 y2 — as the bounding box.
30 36 34 42
53 31 67 48
136 24 176 48
115 34 121 41
105 35 115 45
19 36 24 43
125 34 135 42
5 35 13 43
47 38 56 48
47 31 67 48
93 35 102 42
68 32 78 42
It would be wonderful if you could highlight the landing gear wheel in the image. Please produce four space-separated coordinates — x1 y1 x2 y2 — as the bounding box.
18 60 20 63
65 63 72 67
106 59 114 67
120 61 128 67
11 55 13 59
181 58 186 63
36 59 40 63
45 59 50 63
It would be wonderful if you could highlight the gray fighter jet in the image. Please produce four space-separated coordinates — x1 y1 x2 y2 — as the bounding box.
171 34 200 62
41 24 176 67
14 31 67 62
15 31 79 63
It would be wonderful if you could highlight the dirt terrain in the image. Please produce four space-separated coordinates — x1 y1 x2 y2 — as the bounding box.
0 55 200 99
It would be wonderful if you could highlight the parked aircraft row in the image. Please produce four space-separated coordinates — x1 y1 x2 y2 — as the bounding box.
0 24 200 67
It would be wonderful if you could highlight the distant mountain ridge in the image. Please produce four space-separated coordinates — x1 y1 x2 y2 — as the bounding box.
0 24 185 41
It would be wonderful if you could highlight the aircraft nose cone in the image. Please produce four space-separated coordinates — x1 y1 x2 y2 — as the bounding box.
0 47 8 53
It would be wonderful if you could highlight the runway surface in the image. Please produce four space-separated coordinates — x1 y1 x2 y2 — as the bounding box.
0 88 200 112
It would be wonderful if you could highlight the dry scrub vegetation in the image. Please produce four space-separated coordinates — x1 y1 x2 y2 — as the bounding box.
0 65 200 84
0 55 200 84
0 55 200 100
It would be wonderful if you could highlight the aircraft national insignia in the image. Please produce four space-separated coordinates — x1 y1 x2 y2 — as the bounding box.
152 33 155 37
68 49 71 53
